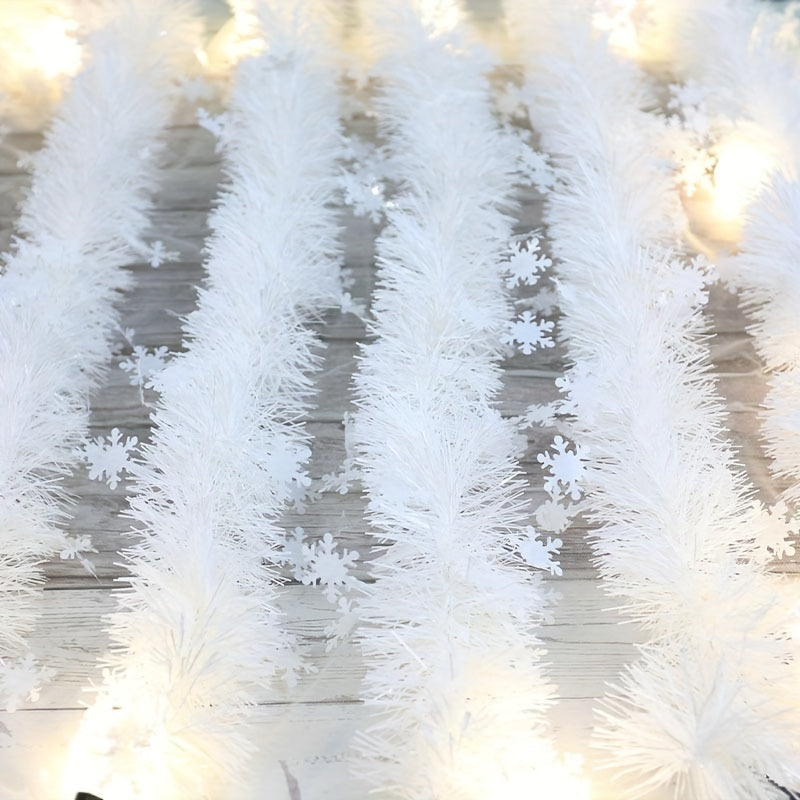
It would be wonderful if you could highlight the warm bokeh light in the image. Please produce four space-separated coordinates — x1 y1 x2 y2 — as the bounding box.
0 2 82 81
202 15 266 76
418 0 463 36
61 699 170 800
592 0 641 59
713 137 775 222
711 136 775 222
503 758 592 800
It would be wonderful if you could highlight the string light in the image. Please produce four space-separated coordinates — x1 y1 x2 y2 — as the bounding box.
711 136 775 222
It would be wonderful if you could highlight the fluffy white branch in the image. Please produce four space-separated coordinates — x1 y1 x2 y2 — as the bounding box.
348 3 576 797
662 1 800 514
64 2 347 797
0 0 201 709
504 2 800 796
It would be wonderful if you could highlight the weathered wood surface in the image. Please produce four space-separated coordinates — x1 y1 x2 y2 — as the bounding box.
0 56 797 800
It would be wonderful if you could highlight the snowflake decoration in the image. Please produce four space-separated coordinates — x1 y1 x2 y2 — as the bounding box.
519 287 559 316
495 82 528 121
504 311 555 354
277 527 307 581
655 254 713 312
751 500 798 563
518 142 555 192
301 532 359 603
264 438 312 506
504 237 552 288
537 436 587 502
324 595 360 651
197 107 227 149
340 169 387 223
522 401 559 428
340 291 366 319
80 428 138 489
60 534 98 576
534 496 575 534
0 654 55 713
145 240 179 269
120 345 170 389
519 528 563 576
668 79 713 137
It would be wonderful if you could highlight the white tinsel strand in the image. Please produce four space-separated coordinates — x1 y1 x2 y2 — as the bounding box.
504 2 800 797
653 0 800 514
0 1 201 711
63 2 347 797
348 2 582 797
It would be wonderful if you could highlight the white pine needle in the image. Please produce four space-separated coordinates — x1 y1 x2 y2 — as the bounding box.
65 1 347 796
0 0 201 709
504 2 800 796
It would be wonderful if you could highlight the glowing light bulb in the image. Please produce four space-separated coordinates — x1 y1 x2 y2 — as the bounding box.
711 137 775 222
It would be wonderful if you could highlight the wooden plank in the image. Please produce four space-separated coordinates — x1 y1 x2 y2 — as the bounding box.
21 581 639 711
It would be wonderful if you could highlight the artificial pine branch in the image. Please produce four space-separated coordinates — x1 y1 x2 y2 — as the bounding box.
348 2 577 797
0 0 201 713
659 0 800 518
66 1 347 796
504 2 800 796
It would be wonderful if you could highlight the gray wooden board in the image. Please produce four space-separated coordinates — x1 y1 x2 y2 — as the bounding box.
0 69 797 799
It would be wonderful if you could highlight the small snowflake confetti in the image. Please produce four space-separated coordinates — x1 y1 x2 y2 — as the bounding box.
340 169 387 223
523 401 559 428
145 240 179 269
537 436 587 502
60 534 97 577
0 654 55 713
120 345 170 389
495 82 527 121
264 438 312 504
277 527 307 581
504 311 555 354
534 496 575 534
324 595 360 651
519 528 563 576
751 500 798 563
518 143 555 192
197 107 226 146
80 428 138 489
504 237 552 288
301 532 359 603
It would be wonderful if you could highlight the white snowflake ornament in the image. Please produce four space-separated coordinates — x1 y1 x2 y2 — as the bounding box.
301 532 359 603
518 142 556 192
504 237 552 288
120 345 169 389
80 428 138 489
751 500 798 563
0 654 55 713
60 534 98 576
504 311 555 354
534 496 575 534
537 436 587 502
145 240 179 268
519 528 563 576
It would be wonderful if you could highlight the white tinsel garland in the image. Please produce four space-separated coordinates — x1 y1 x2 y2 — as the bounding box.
658 0 800 523
64 1 347 796
347 1 585 797
505 2 800 797
0 0 201 715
